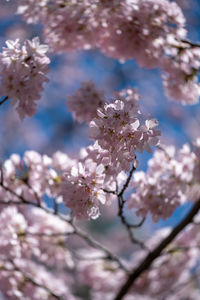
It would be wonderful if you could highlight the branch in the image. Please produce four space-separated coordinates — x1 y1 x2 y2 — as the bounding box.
0 96 8 106
116 165 146 249
118 195 147 249
181 39 200 48
114 197 200 300
118 165 136 197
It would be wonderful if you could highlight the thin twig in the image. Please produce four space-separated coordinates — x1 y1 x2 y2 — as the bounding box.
22 231 74 237
116 165 146 249
118 195 147 249
118 165 136 197
103 189 116 195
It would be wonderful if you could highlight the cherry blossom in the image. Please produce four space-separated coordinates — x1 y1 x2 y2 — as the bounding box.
1 1 200 300
0 37 50 118
89 88 160 174
67 80 105 124
62 159 106 219
128 143 200 222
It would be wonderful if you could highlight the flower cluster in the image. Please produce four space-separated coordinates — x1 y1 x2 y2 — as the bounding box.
162 43 200 104
0 150 75 209
26 208 74 268
67 80 105 124
78 258 125 299
16 0 200 105
0 259 74 300
61 87 160 220
62 159 106 219
0 206 76 300
1 1 200 299
97 0 186 67
89 88 160 176
0 207 29 261
128 142 200 222
17 0 185 65
0 37 50 118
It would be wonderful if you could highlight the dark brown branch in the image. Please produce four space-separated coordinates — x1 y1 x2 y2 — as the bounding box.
118 195 147 249
118 165 136 197
181 39 200 48
117 165 146 249
130 217 145 228
114 197 200 300
0 96 8 106
103 188 116 195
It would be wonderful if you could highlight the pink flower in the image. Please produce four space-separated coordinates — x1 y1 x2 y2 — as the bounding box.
67 81 105 124
62 159 106 219
0 37 50 119
89 88 160 175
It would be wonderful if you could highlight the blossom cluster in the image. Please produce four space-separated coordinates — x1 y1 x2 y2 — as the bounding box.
16 0 200 104
1 142 200 299
1 197 200 300
17 0 185 65
162 42 200 104
0 37 50 118
0 206 75 300
0 150 74 208
67 80 105 124
1 1 200 299
62 159 106 219
128 142 200 222
89 88 160 177
61 87 160 219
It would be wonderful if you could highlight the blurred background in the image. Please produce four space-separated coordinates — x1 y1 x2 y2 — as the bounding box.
0 0 200 249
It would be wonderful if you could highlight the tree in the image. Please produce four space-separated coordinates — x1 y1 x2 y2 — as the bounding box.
0 0 200 299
